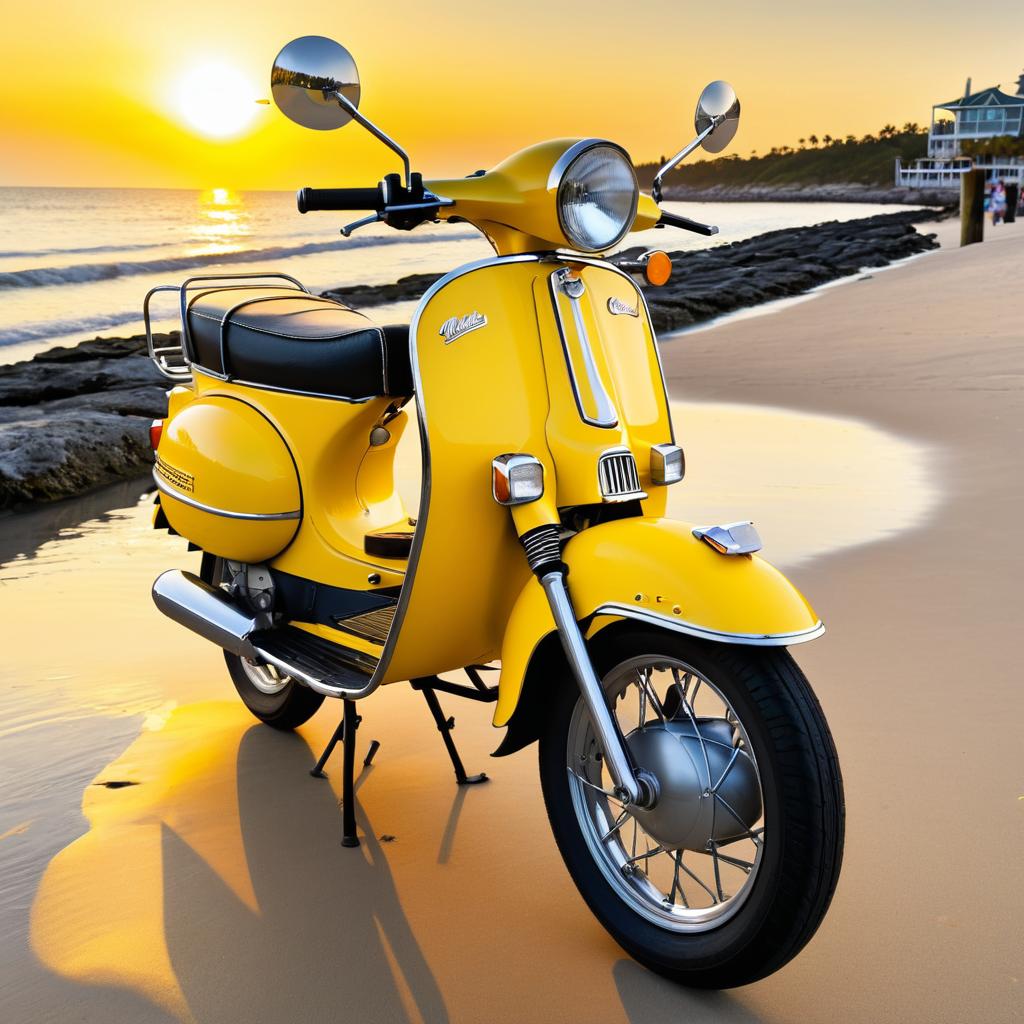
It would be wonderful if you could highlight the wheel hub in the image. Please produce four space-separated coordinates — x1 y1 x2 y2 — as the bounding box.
625 719 761 851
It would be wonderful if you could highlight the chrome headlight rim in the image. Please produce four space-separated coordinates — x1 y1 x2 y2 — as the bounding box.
550 139 639 254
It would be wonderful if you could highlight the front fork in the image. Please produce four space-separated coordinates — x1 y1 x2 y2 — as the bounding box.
516 519 658 810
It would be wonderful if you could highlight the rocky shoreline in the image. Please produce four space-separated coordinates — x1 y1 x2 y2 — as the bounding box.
662 182 955 207
0 210 942 512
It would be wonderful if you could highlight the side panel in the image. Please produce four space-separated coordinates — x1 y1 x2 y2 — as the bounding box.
493 516 822 726
155 395 301 563
382 260 554 683
191 373 408 593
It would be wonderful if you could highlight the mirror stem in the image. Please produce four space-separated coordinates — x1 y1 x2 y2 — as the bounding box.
330 89 411 188
652 117 722 202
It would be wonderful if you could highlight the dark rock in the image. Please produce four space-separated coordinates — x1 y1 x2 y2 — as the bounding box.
0 333 173 510
615 210 941 334
661 182 958 208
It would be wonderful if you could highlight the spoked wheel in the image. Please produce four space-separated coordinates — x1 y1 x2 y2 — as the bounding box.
200 554 325 731
539 627 844 988
223 652 325 730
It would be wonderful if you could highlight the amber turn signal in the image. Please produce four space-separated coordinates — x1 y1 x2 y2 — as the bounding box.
644 250 672 287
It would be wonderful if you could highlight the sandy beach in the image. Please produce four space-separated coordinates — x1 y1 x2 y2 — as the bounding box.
1 219 1021 1024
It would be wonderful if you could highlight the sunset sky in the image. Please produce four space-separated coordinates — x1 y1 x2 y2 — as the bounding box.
2 0 1021 190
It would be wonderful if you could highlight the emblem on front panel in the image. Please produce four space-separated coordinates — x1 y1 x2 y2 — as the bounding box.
439 311 488 344
607 297 639 317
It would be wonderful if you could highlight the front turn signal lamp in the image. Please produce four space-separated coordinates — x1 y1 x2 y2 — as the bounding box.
650 443 684 485
644 250 672 286
492 453 545 505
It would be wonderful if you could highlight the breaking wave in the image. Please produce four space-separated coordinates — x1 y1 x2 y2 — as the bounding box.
0 231 479 290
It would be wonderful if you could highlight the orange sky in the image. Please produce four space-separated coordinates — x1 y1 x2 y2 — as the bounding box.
2 0 1021 189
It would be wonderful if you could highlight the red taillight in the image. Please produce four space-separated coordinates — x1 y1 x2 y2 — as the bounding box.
149 419 163 451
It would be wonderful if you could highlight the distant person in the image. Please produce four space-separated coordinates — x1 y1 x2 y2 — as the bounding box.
990 180 1007 225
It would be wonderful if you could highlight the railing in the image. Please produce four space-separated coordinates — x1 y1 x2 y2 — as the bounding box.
896 156 1023 190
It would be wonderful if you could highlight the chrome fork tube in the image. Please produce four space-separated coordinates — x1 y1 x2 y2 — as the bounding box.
540 570 648 808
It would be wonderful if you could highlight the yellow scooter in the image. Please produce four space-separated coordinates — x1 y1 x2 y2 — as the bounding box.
145 36 844 987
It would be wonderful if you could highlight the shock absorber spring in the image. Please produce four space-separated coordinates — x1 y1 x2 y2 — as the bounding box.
521 525 563 576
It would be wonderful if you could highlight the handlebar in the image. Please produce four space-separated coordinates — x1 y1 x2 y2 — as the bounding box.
657 211 719 236
296 186 383 214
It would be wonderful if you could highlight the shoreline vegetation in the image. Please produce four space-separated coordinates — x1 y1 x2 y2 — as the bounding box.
0 209 943 513
638 124 932 196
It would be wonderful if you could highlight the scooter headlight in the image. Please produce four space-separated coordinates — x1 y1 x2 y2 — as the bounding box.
554 142 639 253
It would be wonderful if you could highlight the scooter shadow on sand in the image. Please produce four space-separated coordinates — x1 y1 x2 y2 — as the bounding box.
158 722 449 1024
613 960 766 1024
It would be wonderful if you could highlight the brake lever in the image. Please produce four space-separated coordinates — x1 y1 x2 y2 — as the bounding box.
340 212 384 238
341 198 456 238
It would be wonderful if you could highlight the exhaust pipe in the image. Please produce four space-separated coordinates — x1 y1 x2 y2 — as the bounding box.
152 569 258 658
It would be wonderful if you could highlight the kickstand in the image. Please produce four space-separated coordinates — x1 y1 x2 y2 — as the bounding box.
310 699 381 848
413 677 489 786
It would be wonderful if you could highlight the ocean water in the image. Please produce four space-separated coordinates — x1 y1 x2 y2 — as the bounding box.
0 187 915 364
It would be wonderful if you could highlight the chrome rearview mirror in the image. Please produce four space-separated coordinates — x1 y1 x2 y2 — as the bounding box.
695 80 740 154
652 80 741 202
271 35 411 186
271 36 361 131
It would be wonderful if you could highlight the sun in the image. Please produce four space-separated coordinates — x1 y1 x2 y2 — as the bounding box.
173 60 260 140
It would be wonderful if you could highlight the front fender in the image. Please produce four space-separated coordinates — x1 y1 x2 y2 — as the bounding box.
493 516 822 729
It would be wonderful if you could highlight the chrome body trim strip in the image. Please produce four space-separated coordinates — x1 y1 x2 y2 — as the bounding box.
548 252 675 444
593 602 826 647
549 268 618 428
248 644 364 699
152 470 301 521
348 253 544 699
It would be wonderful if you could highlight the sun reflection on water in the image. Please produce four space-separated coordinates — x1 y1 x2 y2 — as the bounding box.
185 188 251 257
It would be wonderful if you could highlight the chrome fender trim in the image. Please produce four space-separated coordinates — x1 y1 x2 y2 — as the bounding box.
592 602 826 647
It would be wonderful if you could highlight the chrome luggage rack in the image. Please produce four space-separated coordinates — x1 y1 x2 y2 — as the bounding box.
143 272 309 382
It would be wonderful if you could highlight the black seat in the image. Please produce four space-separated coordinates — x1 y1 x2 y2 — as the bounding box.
185 286 413 399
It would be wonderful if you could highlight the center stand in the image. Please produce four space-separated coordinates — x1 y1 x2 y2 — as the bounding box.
309 666 498 847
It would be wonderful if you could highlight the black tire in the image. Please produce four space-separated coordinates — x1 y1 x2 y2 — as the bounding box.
223 651 325 731
538 626 844 988
200 553 325 731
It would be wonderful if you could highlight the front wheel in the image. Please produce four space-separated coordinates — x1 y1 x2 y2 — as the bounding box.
538 627 844 988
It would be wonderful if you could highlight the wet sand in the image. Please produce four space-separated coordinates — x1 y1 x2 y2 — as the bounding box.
2 221 1022 1023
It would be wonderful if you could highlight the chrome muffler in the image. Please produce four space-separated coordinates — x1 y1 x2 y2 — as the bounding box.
151 569 258 658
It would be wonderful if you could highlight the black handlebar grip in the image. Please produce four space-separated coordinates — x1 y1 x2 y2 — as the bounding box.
658 211 719 236
296 187 383 214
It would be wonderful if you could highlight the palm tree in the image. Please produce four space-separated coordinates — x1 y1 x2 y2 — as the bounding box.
823 134 834 146
808 134 819 146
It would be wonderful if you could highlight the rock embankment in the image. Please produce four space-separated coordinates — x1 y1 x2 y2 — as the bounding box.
0 211 940 511
622 208 940 333
662 183 955 207
0 335 171 510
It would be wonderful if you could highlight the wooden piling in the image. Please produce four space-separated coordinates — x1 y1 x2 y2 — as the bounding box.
960 169 985 246
1005 182 1019 224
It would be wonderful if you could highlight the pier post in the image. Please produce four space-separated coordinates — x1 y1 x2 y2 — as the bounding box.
960 169 985 246
1005 182 1019 224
